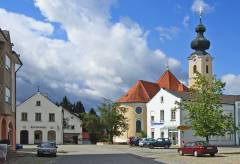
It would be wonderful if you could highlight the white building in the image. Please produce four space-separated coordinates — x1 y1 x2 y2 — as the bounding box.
63 108 82 144
147 88 240 146
16 92 63 144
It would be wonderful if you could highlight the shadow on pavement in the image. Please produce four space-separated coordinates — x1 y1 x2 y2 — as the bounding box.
54 153 165 164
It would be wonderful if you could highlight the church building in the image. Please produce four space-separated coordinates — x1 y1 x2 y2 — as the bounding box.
116 17 240 146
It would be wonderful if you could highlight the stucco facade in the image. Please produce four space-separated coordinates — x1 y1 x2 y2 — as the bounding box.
114 103 147 143
147 89 240 146
0 29 22 151
63 108 82 144
16 92 63 144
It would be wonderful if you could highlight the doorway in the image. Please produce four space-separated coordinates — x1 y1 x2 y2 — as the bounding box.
20 130 29 144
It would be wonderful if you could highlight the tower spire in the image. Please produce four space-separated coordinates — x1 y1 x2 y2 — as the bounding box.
199 6 203 24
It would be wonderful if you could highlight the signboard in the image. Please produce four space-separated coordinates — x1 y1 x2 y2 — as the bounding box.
0 144 7 161
152 122 164 125
30 126 46 129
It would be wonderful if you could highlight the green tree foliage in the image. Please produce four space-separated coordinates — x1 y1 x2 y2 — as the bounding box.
99 103 129 144
89 108 97 116
60 96 72 111
82 112 102 144
179 73 236 142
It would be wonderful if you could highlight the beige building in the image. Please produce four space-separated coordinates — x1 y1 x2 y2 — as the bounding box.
115 71 188 143
0 29 22 151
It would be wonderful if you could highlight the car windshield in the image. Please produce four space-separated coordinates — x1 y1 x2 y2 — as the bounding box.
39 143 56 148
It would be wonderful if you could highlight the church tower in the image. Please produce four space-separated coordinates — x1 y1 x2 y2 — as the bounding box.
188 17 213 88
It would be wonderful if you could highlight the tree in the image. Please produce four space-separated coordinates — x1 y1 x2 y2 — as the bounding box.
82 112 102 143
60 96 73 111
179 73 236 142
89 108 97 116
99 102 128 144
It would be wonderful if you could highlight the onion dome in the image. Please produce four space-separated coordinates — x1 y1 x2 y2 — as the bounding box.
190 21 210 56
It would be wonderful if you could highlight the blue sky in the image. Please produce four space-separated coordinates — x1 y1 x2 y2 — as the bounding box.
0 0 240 109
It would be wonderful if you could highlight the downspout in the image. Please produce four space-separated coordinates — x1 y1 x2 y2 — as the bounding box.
15 62 22 149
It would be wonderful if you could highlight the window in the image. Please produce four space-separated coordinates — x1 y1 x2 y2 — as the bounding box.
5 87 11 104
206 65 209 74
49 113 55 122
21 113 27 121
160 110 164 122
36 101 41 106
151 116 154 123
161 132 164 138
35 113 41 121
135 107 142 114
136 120 142 133
171 110 176 120
5 55 11 70
193 65 197 74
71 126 75 130
151 129 154 139
160 96 164 103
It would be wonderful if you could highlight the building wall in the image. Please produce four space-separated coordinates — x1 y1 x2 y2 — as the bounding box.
0 31 18 151
147 89 181 145
114 103 147 143
188 54 213 87
16 93 63 144
63 109 82 144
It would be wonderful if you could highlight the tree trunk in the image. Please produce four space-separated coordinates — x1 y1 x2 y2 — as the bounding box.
109 133 113 144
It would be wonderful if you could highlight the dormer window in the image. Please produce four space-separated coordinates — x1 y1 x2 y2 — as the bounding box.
36 101 41 106
193 65 197 74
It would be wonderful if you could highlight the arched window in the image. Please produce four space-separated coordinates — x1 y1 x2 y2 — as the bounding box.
193 65 197 74
48 130 56 142
206 65 209 74
136 120 142 133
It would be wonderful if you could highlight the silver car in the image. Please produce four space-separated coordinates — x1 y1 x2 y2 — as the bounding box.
139 138 155 147
37 142 58 157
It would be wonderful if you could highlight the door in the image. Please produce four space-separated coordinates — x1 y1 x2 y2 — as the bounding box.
169 131 178 145
34 130 42 144
20 130 29 144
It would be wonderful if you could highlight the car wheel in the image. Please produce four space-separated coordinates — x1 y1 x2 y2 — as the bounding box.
194 151 199 157
210 153 215 157
37 152 41 157
179 150 184 156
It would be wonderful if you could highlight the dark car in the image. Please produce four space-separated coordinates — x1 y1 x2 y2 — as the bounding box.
37 142 58 157
148 138 171 149
178 141 218 157
129 137 141 146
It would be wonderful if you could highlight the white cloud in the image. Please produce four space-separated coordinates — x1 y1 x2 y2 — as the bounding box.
155 26 179 42
191 0 214 14
182 16 190 27
0 0 185 106
222 74 240 95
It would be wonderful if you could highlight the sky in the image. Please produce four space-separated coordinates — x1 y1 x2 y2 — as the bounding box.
0 0 240 110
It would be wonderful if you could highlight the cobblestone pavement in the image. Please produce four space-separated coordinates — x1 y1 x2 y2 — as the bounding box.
5 145 240 164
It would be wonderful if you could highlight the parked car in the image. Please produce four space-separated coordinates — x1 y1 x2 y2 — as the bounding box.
129 137 141 146
37 142 58 157
178 141 218 157
139 138 155 147
16 144 23 150
148 138 171 149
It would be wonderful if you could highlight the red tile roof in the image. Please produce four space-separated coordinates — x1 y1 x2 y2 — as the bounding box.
156 70 188 92
117 70 188 103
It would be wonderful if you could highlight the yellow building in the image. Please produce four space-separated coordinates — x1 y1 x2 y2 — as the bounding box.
115 70 188 143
